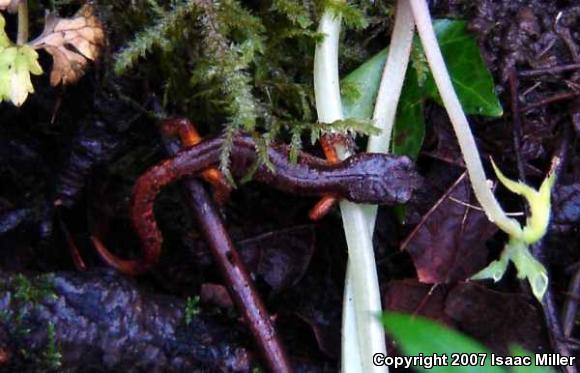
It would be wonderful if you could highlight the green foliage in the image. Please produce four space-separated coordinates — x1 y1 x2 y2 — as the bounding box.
283 117 378 162
382 312 502 373
110 0 380 171
510 347 553 373
307 118 378 145
424 20 503 117
12 274 58 309
410 37 428 88
42 321 62 370
391 67 425 158
5 274 57 334
184 296 200 325
0 274 61 369
192 2 262 131
341 47 388 120
113 1 189 74
271 0 313 29
321 0 369 30
0 14 43 106
472 161 556 301
0 14 9 47
341 19 502 160
381 312 554 373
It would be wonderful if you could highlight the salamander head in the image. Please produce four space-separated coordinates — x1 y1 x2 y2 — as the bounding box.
341 153 422 204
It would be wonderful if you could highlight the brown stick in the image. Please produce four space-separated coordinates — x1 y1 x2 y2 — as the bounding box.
161 127 293 373
518 63 580 78
530 125 576 373
57 211 87 272
508 69 530 219
508 69 528 185
562 269 580 338
520 91 580 112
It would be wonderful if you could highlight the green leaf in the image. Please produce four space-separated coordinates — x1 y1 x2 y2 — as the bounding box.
391 66 425 159
340 19 502 159
381 312 505 373
0 14 11 49
0 45 43 106
425 20 503 117
341 48 388 119
510 346 555 373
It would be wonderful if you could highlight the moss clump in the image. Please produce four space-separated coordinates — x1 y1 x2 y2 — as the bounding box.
0 274 61 370
104 0 392 170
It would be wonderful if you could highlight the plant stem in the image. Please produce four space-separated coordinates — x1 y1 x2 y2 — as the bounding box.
343 2 414 369
408 0 522 238
364 0 415 229
368 0 415 156
314 11 343 124
314 9 387 373
16 0 29 45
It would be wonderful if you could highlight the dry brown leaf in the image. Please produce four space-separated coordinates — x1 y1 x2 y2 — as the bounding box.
0 0 21 13
29 4 104 86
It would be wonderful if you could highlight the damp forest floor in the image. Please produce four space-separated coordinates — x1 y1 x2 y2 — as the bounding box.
1 0 580 372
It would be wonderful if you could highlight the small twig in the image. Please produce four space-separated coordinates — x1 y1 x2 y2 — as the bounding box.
447 197 524 216
562 269 580 337
518 63 580 78
532 274 577 373
508 69 529 219
561 115 580 341
530 125 575 373
508 69 528 185
521 91 580 112
412 284 439 316
554 15 579 63
401 172 468 251
161 127 292 373
56 212 87 272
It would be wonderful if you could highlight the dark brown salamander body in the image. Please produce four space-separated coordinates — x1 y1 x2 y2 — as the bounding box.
95 132 421 274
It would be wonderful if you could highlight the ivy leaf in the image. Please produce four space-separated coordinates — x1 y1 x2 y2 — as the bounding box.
341 48 387 120
424 20 503 117
381 312 505 373
29 4 104 86
341 19 502 159
391 66 425 159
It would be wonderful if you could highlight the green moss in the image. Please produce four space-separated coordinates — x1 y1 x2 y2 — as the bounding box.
0 274 61 370
108 0 383 170
42 321 62 371
184 295 200 326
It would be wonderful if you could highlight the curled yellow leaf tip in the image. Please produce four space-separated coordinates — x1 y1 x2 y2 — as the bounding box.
490 158 556 244
473 160 557 302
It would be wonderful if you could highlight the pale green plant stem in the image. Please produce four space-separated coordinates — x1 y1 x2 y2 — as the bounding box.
314 9 387 373
342 2 414 370
17 0 29 45
368 0 415 156
408 0 522 238
364 0 415 229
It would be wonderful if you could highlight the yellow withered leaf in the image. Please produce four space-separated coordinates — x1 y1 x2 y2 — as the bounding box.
29 4 105 86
